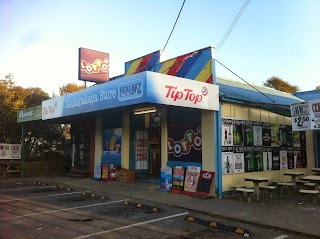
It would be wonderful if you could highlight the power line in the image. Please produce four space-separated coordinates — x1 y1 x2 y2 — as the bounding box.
151 0 186 71
216 0 250 53
215 59 275 103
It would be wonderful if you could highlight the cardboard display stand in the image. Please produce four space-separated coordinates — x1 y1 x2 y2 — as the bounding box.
196 171 215 197
184 166 201 193
172 166 185 190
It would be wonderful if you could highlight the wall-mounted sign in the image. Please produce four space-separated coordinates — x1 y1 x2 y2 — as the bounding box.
79 48 109 83
17 105 42 123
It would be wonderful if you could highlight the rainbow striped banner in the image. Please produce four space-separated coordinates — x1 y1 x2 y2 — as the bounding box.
124 47 214 84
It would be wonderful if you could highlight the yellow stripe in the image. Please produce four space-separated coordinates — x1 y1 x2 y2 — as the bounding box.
159 58 176 74
194 60 212 82
125 58 143 76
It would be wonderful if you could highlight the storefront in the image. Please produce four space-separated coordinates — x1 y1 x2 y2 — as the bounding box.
38 46 318 197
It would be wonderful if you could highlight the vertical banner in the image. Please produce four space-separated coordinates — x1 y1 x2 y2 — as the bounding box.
160 167 173 189
263 148 272 171
244 146 254 172
232 119 244 146
262 122 272 147
222 118 233 146
243 121 253 146
271 124 280 147
279 124 288 147
254 147 263 171
293 131 301 147
184 166 201 193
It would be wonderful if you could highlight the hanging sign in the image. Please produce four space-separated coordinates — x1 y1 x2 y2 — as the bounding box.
290 102 311 131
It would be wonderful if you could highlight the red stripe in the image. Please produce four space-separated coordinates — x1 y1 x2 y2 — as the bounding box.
206 75 213 84
135 53 153 73
167 52 194 76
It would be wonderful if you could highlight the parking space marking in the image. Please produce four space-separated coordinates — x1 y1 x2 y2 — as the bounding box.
0 186 55 192
0 199 129 221
73 212 189 239
273 236 288 239
0 191 82 203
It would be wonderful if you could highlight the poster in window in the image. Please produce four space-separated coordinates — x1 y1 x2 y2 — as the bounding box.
243 121 253 146
287 147 294 169
279 148 288 170
253 122 263 146
272 148 280 170
222 118 233 146
262 122 272 147
103 128 122 158
244 146 254 172
232 119 244 146
222 151 233 174
254 147 263 171
271 124 280 147
263 148 272 171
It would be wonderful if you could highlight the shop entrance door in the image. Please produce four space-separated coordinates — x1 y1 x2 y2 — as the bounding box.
133 130 149 173
149 128 161 174
71 131 90 170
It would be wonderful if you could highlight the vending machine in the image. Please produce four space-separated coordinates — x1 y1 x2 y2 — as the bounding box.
134 130 149 173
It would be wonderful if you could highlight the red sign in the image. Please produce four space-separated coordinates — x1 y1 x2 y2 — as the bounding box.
79 48 109 83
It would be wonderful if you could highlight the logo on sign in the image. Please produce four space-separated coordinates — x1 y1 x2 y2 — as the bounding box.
165 85 208 104
80 58 109 74
202 172 212 179
118 79 143 101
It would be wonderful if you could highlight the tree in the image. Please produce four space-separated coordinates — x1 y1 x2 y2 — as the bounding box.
316 85 320 90
263 76 300 93
59 83 85 95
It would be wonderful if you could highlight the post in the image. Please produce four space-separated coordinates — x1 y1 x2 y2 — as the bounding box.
21 123 25 177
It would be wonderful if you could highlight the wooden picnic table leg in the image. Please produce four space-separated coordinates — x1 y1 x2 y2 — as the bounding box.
292 176 297 190
254 182 260 200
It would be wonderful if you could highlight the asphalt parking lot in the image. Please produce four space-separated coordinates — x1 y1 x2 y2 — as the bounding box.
1 180 315 239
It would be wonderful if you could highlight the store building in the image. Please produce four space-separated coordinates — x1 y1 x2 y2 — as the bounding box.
39 46 314 197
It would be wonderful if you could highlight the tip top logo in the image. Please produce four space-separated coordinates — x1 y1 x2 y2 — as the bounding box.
165 85 209 104
80 58 109 74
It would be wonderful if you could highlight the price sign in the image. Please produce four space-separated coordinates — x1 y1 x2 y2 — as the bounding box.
291 102 311 131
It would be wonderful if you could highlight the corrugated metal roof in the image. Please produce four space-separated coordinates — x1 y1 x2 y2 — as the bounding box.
217 77 303 105
293 90 320 101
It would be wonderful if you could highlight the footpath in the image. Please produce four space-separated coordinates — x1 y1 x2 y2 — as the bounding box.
2 176 320 238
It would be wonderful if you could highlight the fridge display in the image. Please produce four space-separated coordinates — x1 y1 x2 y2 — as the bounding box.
134 130 149 171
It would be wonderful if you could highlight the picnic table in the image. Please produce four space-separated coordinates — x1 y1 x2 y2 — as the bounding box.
244 176 269 200
283 171 305 190
303 175 320 192
311 168 320 175
0 161 21 179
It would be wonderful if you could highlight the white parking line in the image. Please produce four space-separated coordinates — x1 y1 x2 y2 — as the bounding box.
0 191 82 203
0 199 129 221
273 235 288 239
0 186 55 192
73 212 189 239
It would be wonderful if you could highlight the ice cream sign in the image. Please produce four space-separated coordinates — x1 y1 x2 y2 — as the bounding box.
147 73 219 111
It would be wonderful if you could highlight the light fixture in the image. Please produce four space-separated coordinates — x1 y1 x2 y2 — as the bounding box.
134 107 157 115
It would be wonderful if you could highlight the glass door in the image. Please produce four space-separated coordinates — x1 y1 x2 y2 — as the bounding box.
134 130 149 173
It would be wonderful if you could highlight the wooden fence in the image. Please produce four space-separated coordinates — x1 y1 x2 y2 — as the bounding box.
22 159 65 176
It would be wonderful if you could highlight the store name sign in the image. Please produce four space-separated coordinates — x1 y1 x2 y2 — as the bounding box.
291 99 320 131
17 105 42 123
165 85 205 104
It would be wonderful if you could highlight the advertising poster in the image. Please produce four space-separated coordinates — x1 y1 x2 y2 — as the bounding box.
184 166 201 193
222 118 233 146
244 147 254 172
263 148 272 171
103 128 122 158
271 124 280 147
309 99 320 130
300 131 306 147
196 171 215 197
286 125 294 147
0 144 21 160
294 150 302 168
243 121 253 146
233 152 245 174
293 131 301 147
272 148 280 170
232 119 244 146
222 152 233 174
168 123 202 162
254 147 263 171
262 122 272 147
287 148 294 169
172 166 185 190
160 167 173 189
279 149 288 170
301 149 307 168
150 112 161 127
253 122 263 146
279 125 288 147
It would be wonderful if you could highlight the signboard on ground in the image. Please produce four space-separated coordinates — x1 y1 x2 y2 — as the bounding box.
0 144 21 160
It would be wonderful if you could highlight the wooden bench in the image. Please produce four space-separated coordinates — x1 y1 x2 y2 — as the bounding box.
304 182 315 189
296 180 309 189
0 162 21 179
235 188 254 203
277 182 294 194
232 184 247 190
299 189 319 204
259 185 276 198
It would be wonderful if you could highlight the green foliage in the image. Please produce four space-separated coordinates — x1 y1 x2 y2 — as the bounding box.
59 83 85 95
263 76 300 93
